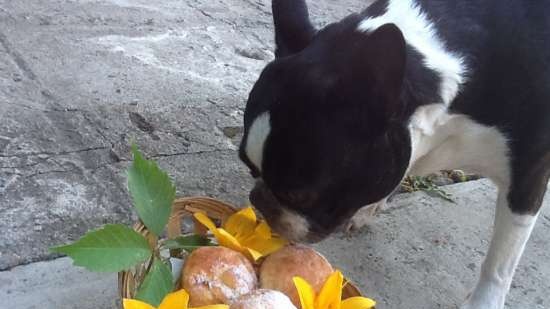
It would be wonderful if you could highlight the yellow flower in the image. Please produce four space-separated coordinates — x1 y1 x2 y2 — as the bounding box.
123 289 228 309
194 207 287 261
293 271 376 309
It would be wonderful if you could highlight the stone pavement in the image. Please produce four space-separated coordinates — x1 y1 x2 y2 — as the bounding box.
0 0 364 269
1 1 550 308
2 180 550 309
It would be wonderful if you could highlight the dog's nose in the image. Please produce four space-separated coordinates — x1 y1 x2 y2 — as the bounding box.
249 180 281 219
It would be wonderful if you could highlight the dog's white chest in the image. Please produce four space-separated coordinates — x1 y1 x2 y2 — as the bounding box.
407 104 510 188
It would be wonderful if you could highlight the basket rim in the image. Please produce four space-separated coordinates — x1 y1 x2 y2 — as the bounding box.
117 196 365 305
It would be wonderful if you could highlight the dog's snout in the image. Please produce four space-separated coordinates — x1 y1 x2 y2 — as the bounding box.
249 180 281 218
249 180 264 207
249 181 321 243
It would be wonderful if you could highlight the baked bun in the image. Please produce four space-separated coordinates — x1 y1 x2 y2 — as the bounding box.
260 244 333 307
182 246 257 306
230 289 297 309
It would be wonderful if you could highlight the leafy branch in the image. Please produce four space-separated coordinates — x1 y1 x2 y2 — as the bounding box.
50 144 211 306
401 175 455 203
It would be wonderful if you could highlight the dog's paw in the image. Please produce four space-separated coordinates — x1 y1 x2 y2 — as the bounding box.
460 300 502 309
344 200 385 233
459 287 505 309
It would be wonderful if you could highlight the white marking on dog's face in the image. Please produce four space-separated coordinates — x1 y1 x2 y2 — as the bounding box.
358 0 467 105
277 209 311 242
244 112 271 172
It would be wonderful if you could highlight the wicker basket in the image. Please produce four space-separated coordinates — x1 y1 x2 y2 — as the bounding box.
118 197 363 307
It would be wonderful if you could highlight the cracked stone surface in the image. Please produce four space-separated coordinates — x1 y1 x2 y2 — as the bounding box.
0 0 366 269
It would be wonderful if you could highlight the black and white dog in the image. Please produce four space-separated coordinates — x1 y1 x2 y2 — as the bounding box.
239 0 550 308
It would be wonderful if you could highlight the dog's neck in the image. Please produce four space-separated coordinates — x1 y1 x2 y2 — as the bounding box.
358 0 469 168
358 0 467 109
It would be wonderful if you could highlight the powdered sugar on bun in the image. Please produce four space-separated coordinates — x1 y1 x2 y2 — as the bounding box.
230 289 297 309
183 247 258 306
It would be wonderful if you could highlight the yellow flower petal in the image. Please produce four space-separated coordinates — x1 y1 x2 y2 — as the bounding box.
254 221 271 239
293 276 316 309
158 290 189 309
194 213 218 234
223 207 257 238
260 236 287 255
194 208 287 262
216 228 246 253
316 271 344 309
123 299 156 309
245 247 264 261
341 297 376 309
241 234 287 257
191 305 229 309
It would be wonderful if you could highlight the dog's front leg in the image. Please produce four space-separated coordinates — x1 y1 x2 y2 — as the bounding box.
345 198 388 232
461 189 540 309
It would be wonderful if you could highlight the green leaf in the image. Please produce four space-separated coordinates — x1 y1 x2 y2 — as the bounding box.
136 258 174 306
128 144 176 236
50 224 152 272
162 234 214 252
403 175 455 203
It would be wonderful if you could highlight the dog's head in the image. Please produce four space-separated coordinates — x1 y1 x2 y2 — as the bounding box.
239 0 412 242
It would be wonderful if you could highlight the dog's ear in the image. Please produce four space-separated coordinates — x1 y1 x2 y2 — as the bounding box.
367 23 406 117
368 24 406 99
272 0 316 58
346 23 406 119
